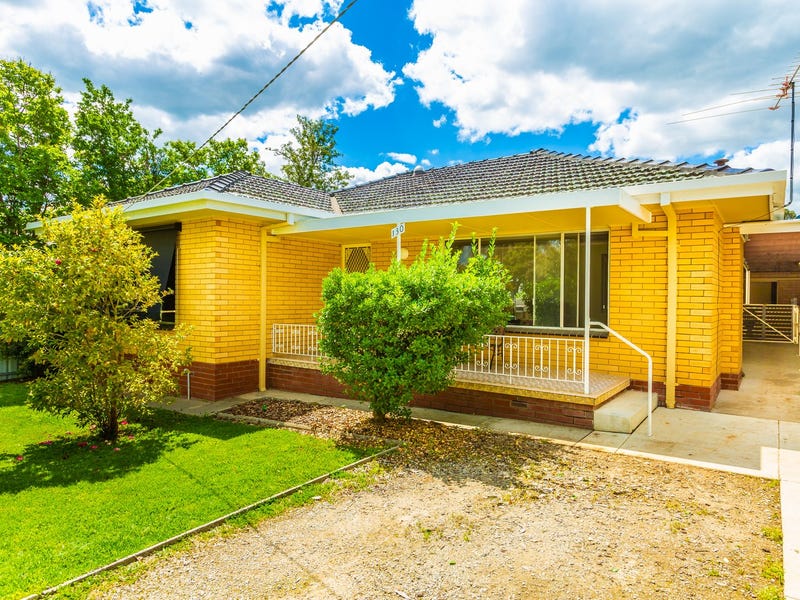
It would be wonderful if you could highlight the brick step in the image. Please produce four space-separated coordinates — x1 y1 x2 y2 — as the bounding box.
593 390 654 434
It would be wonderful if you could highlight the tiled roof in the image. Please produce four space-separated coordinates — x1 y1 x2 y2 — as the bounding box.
119 149 767 217
331 149 762 214
120 171 333 212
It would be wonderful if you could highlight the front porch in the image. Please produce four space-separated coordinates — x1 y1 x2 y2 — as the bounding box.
269 324 632 428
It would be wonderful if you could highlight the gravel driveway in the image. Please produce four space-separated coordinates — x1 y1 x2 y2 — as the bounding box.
90 399 783 600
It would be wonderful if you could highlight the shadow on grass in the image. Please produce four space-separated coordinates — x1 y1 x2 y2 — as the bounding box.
0 407 324 495
0 424 196 495
141 408 266 441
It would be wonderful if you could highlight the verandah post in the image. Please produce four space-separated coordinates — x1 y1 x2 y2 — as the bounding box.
584 205 591 395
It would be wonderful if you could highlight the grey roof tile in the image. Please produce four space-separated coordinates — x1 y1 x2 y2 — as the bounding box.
117 149 767 218
331 149 762 214
118 171 333 212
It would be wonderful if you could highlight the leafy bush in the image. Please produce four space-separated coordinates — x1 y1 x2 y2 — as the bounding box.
0 201 190 440
317 228 510 419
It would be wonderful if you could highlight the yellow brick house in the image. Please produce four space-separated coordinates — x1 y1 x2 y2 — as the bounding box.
120 149 787 429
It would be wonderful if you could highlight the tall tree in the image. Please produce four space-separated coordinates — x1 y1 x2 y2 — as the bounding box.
158 138 273 188
276 115 351 191
72 79 161 201
0 59 73 246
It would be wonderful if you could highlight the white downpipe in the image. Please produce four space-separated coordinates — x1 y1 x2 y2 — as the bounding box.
184 369 192 401
744 264 751 305
591 321 653 437
583 206 591 395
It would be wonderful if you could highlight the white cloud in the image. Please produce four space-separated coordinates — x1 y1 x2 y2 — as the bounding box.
386 152 417 164
728 140 791 171
432 115 446 128
404 0 799 161
0 0 397 162
344 161 409 186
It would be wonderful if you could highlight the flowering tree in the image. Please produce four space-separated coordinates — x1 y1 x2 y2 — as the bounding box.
0 201 190 440
317 228 510 419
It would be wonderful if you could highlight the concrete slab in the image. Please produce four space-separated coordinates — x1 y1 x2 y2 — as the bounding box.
593 390 649 433
152 397 244 416
715 341 800 422
617 408 780 478
781 422 800 483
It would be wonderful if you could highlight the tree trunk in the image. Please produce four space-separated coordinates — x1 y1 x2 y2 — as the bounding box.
100 406 119 441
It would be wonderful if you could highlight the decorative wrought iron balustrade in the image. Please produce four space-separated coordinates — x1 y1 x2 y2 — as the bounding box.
271 324 584 384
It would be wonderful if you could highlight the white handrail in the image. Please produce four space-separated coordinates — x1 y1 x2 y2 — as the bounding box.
590 321 654 437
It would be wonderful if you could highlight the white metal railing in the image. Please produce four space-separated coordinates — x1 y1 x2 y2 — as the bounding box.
590 321 653 437
271 324 585 385
272 324 321 361
454 334 584 383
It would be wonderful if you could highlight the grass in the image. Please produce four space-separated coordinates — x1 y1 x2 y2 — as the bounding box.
0 382 376 599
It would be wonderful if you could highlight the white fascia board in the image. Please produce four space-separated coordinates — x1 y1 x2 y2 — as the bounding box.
272 188 633 235
122 190 333 221
622 170 787 200
735 220 800 234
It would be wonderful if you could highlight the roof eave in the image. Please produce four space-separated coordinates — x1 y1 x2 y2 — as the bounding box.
121 190 334 222
271 187 652 236
623 169 787 202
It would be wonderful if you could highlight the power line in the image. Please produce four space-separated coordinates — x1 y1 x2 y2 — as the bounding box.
667 106 775 125
681 94 777 117
144 0 361 195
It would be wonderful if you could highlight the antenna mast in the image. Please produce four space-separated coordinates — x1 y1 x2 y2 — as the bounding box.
771 62 799 209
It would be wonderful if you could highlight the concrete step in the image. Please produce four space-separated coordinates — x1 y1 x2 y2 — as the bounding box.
593 390 654 434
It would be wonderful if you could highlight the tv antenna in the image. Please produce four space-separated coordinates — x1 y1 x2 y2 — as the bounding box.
771 62 798 208
670 58 799 210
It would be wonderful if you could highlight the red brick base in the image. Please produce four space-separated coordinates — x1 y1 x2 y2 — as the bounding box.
268 362 594 429
675 374 721 411
627 375 731 412
720 371 743 391
179 360 259 401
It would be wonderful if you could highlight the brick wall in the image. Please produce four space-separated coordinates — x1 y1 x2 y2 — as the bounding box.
264 236 340 353
718 225 743 389
268 361 595 428
594 214 669 384
177 218 261 364
176 209 745 408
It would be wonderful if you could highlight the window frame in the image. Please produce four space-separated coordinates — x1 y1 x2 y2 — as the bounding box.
137 223 181 329
463 230 610 336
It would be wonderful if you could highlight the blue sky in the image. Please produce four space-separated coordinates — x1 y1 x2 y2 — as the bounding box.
2 0 798 190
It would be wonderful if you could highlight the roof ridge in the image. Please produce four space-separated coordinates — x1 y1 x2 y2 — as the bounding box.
206 170 251 193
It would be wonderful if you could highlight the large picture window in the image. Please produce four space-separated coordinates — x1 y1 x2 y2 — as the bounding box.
460 232 609 329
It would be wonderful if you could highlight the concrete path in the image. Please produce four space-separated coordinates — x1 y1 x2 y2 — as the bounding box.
161 387 799 598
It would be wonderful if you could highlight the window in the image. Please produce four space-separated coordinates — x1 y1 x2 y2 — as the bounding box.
343 245 371 273
138 224 180 328
459 232 609 329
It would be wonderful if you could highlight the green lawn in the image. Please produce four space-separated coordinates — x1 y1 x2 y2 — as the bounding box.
0 382 372 599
